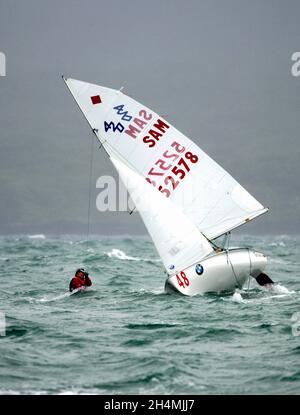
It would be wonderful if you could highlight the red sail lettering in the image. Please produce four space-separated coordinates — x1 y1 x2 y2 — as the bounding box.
153 119 169 133
139 109 153 121
124 124 140 139
149 129 163 140
133 117 148 129
143 136 156 148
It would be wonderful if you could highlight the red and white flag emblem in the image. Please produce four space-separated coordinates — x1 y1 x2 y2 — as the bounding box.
90 95 102 105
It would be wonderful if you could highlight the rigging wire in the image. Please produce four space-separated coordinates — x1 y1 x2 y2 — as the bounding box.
225 232 242 289
86 132 95 251
247 248 252 291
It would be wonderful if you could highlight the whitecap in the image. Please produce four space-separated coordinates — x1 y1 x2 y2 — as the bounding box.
35 288 82 303
266 283 295 295
269 241 286 247
28 234 46 239
106 248 141 261
239 284 296 304
131 288 166 296
232 290 245 303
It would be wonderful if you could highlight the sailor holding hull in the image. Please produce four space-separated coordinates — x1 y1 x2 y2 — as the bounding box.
69 268 92 292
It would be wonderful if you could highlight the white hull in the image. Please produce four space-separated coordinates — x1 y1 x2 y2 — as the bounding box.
164 248 268 296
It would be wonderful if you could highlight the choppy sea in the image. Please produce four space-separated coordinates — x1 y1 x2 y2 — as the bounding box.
0 234 300 395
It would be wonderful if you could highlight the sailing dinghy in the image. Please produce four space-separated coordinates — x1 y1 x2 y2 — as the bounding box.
63 77 273 295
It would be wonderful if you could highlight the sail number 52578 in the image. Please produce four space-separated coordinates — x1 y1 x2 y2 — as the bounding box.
145 141 199 197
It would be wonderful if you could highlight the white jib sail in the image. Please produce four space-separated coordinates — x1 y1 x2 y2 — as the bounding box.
63 77 268 240
110 156 213 274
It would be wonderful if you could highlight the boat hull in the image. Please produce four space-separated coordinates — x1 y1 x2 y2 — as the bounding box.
164 248 268 296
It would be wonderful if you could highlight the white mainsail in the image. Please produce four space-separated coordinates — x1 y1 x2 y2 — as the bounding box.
110 156 213 274
63 77 268 240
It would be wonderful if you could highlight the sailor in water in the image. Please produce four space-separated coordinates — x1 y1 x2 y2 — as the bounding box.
69 268 92 292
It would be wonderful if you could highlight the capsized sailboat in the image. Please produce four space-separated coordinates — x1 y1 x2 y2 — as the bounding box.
63 77 274 295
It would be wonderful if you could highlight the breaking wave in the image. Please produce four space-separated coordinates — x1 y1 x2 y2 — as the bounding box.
231 283 296 304
106 248 142 261
27 234 46 239
266 283 295 295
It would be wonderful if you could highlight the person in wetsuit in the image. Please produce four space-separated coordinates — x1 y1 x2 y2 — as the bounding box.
69 268 92 292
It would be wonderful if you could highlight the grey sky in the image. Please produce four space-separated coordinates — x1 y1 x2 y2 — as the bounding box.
0 0 299 235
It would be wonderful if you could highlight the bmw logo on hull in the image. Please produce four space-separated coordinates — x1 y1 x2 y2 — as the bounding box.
195 263 204 275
